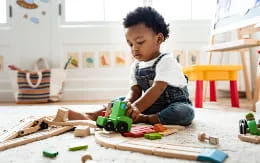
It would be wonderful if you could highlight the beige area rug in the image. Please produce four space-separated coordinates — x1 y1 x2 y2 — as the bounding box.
0 99 258 163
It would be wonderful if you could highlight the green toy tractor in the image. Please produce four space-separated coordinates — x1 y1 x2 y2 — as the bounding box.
96 100 132 133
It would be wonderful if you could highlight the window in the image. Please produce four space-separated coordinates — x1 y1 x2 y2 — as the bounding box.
0 0 7 24
62 0 217 24
192 0 217 20
65 0 104 22
104 0 143 21
152 0 191 20
63 0 143 23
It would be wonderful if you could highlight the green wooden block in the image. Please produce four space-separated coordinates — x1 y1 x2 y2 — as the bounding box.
69 144 88 151
42 149 58 158
144 133 162 140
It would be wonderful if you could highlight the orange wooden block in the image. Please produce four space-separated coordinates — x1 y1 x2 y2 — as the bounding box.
153 124 166 132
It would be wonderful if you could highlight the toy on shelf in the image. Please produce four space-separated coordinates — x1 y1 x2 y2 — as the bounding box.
198 132 219 145
96 100 133 133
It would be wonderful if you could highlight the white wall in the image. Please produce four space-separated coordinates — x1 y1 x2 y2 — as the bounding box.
0 1 212 102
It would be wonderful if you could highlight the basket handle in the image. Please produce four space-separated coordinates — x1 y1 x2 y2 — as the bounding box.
26 72 42 88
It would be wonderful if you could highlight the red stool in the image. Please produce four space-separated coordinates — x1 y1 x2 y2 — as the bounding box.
183 65 242 108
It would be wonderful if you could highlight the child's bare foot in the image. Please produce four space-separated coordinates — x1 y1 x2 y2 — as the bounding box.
133 114 160 125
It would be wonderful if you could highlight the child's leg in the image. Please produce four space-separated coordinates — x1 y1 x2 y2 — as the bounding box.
158 102 194 126
68 105 106 121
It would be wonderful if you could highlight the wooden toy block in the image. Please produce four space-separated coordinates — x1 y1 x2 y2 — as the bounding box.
105 103 112 117
69 144 88 151
95 131 228 163
238 134 260 144
144 133 162 140
159 128 178 136
53 108 69 122
153 123 166 132
198 132 219 145
74 126 90 137
99 111 106 117
81 152 93 163
123 126 155 137
43 149 59 158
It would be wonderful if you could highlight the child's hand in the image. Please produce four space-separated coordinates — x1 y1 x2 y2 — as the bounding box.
126 102 141 122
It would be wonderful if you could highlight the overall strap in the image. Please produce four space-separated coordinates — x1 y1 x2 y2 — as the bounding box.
152 53 168 69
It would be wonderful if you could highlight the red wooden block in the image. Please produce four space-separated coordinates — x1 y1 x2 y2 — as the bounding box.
99 111 106 117
123 126 155 137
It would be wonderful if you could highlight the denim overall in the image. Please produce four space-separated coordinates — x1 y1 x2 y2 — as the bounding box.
135 53 194 125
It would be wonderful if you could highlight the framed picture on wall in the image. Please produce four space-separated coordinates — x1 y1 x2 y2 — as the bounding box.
114 51 127 67
67 52 80 69
0 56 3 71
188 50 200 65
82 52 95 68
173 50 186 66
99 51 111 68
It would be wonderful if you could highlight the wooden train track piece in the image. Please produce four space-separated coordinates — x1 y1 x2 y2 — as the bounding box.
0 116 46 142
43 118 97 128
95 131 228 163
0 126 73 151
238 134 260 144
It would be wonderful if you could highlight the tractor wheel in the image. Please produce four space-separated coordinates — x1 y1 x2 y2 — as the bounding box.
104 120 114 131
96 123 104 128
117 122 128 133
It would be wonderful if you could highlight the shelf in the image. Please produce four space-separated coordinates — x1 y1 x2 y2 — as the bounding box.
204 39 260 52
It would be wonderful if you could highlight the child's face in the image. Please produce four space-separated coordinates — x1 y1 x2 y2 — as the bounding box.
125 23 163 62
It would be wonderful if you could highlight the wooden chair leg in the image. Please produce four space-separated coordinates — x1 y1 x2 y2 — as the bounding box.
195 80 203 108
209 81 216 102
230 80 240 108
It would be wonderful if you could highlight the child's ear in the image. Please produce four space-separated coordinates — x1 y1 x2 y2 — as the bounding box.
157 33 164 44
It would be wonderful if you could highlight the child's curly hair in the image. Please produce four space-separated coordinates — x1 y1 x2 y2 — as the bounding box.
123 7 169 41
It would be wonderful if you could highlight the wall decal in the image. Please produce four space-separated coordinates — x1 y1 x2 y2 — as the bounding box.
0 56 3 71
30 17 39 24
99 51 111 67
41 11 46 16
67 52 80 69
188 50 200 65
83 52 95 68
16 0 38 9
23 14 28 19
114 51 126 67
173 50 186 66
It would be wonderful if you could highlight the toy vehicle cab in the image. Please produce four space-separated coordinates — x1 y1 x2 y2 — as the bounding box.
96 100 132 133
